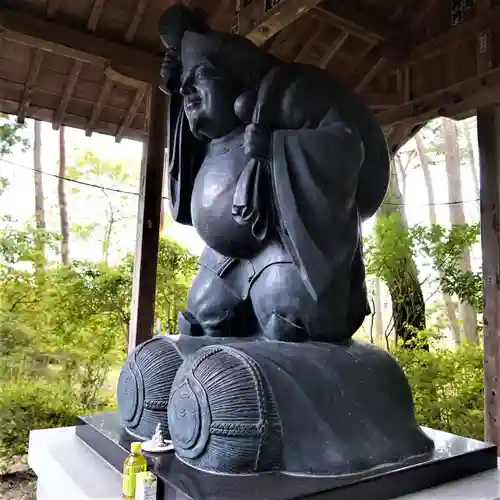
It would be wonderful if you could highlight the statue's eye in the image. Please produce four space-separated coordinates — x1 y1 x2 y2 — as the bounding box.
195 64 220 81
195 66 210 80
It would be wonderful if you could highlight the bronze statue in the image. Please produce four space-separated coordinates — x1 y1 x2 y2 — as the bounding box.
117 5 434 478
160 5 390 344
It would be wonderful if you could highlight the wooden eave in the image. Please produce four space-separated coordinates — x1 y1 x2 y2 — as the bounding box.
0 0 498 149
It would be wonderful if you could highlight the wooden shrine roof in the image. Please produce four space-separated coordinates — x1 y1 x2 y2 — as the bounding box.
1 0 500 151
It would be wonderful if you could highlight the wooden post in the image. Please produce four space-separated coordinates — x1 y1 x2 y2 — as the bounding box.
128 86 168 352
477 105 500 447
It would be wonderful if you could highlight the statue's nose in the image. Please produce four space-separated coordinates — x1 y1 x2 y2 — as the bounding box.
179 83 193 97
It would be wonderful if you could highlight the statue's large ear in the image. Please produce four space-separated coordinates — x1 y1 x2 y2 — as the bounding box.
167 93 206 226
234 90 257 124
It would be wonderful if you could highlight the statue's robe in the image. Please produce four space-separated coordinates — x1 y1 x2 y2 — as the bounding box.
169 62 389 302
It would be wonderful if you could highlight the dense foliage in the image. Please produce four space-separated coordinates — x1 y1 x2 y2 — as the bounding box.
0 223 197 464
395 340 484 440
0 114 27 157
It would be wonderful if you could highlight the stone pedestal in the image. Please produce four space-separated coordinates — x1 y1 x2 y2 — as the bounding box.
70 412 497 500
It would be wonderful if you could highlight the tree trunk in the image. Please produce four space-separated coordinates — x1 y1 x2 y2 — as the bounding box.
441 118 478 344
33 121 45 230
378 159 427 349
415 132 461 346
58 126 69 265
395 156 407 200
33 120 46 272
102 218 113 265
374 278 384 337
460 120 480 202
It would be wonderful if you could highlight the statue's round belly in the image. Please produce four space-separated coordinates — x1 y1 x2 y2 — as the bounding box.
191 166 265 258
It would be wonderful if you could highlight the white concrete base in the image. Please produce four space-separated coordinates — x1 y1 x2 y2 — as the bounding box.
28 426 122 499
28 426 500 499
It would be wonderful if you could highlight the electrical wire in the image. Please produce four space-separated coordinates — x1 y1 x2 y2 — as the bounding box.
381 199 479 207
1 158 480 207
0 159 169 200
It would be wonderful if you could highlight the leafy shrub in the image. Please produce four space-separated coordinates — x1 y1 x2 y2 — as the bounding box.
0 378 115 464
394 342 484 440
0 226 196 465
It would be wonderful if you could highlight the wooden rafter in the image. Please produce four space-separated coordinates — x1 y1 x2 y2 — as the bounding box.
294 25 325 63
476 1 493 75
319 32 348 69
364 93 403 109
125 0 147 42
239 0 323 46
18 48 45 123
386 122 424 155
104 67 145 89
397 66 412 102
53 60 83 130
312 2 395 45
356 49 388 93
211 0 233 30
0 7 160 83
88 0 107 32
86 76 114 136
377 66 500 126
409 5 500 64
355 0 440 93
116 84 147 142
46 0 61 19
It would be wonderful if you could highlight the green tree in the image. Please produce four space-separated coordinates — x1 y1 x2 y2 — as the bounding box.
67 150 139 264
371 158 427 349
0 114 26 157
0 114 28 198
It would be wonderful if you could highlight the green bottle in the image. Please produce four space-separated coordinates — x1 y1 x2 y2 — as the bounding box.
122 442 147 499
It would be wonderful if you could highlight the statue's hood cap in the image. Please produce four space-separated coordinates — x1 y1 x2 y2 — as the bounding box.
158 5 209 50
180 31 279 89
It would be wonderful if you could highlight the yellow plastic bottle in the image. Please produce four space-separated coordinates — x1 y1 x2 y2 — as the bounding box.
122 442 147 499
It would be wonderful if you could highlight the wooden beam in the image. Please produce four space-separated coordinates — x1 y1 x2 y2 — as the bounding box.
104 67 145 89
386 121 425 156
477 105 500 447
476 0 493 75
211 0 233 30
0 7 160 84
398 66 412 102
86 76 113 136
356 50 388 93
408 5 500 64
319 32 348 69
313 1 395 44
355 0 439 93
294 25 324 63
364 93 403 108
129 85 168 351
0 94 146 141
116 84 147 142
239 0 322 46
87 0 107 32
377 67 500 126
53 60 83 130
46 0 61 19
18 48 44 123
125 0 147 42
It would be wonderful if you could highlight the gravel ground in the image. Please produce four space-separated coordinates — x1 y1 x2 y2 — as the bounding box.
0 457 36 500
0 472 36 500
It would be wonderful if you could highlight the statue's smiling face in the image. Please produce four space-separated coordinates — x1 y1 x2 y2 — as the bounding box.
180 62 240 140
